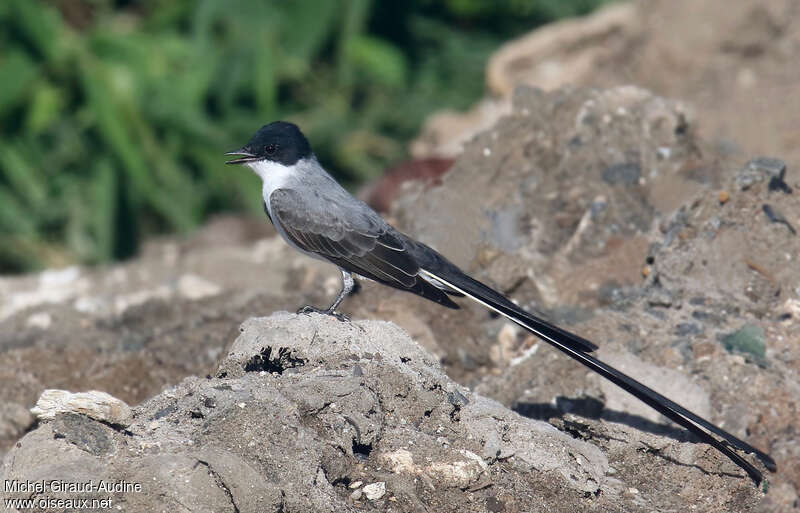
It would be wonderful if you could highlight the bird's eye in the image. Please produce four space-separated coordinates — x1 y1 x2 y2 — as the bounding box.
265 144 277 155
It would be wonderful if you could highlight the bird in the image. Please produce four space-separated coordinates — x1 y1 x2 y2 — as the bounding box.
226 121 775 485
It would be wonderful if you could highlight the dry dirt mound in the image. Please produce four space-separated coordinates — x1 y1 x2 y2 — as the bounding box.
1 313 764 512
414 0 800 174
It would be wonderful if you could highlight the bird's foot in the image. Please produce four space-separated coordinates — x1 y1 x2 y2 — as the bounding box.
296 305 350 322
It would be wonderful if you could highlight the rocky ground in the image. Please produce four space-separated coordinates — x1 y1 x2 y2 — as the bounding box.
1 83 797 511
413 0 800 174
0 314 766 512
3 1 800 508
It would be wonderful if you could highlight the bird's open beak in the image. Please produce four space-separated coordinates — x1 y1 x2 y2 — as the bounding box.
224 148 257 165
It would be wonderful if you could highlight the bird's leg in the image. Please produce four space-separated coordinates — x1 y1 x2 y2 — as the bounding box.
297 269 354 322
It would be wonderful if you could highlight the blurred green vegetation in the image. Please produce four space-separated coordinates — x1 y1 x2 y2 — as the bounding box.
0 0 613 273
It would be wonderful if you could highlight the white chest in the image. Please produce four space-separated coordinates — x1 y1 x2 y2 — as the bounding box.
246 159 326 262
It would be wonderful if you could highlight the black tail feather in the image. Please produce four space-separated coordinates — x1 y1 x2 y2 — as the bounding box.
434 268 597 353
421 268 776 484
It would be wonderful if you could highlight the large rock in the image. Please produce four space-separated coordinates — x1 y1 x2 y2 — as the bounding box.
2 313 767 512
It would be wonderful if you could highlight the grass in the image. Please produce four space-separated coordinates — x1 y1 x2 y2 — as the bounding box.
0 0 614 272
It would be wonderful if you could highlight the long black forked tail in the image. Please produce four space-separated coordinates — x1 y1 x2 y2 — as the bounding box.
419 269 777 485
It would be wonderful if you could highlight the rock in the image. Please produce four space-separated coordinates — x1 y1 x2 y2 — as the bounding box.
720 325 767 366
749 157 787 180
0 221 332 457
411 2 638 159
1 313 614 511
0 403 34 440
412 0 800 173
410 99 511 159
379 449 416 474
24 312 52 329
362 482 385 501
486 2 638 96
0 266 90 320
426 450 488 489
602 162 642 186
176 274 222 300
50 413 114 456
378 448 488 489
737 157 787 190
30 390 132 426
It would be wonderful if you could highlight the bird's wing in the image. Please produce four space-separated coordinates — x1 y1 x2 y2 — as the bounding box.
269 187 460 307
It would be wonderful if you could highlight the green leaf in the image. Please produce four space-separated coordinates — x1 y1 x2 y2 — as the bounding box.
0 184 35 234
0 50 38 116
80 57 195 231
24 82 65 134
89 159 117 261
6 0 63 62
0 141 47 210
0 0 614 272
336 0 371 86
279 0 337 61
345 35 407 88
254 34 279 117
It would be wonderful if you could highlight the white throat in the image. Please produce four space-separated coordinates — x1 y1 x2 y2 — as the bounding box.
246 158 325 261
246 159 296 201
247 159 294 183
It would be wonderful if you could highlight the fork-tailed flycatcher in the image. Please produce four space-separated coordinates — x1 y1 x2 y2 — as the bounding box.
226 121 775 485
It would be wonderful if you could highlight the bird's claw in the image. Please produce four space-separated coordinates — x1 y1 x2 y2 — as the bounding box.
296 305 350 322
331 312 350 322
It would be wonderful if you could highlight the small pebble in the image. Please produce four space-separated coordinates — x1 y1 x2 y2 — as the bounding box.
737 157 787 190
718 190 729 204
26 312 52 329
447 390 469 407
363 482 386 500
